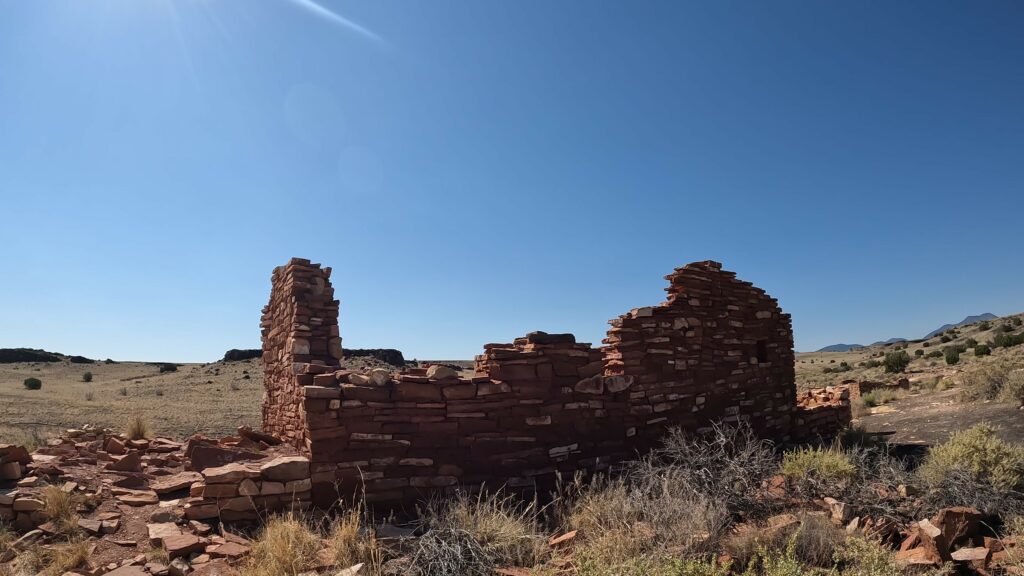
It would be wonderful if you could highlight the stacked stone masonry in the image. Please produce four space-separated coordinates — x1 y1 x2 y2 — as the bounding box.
260 258 851 506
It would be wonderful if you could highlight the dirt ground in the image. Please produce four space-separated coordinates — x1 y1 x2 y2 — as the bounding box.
859 387 1024 446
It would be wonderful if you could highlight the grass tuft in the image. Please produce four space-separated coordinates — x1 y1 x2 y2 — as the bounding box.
42 485 80 535
240 513 322 576
125 415 152 440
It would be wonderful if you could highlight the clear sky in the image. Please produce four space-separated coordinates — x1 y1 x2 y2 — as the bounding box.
1 1 1022 361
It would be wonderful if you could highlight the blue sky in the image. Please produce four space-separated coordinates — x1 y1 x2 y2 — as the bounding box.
1 1 1022 361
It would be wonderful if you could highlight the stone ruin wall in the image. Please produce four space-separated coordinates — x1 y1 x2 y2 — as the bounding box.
261 258 848 506
261 260 342 447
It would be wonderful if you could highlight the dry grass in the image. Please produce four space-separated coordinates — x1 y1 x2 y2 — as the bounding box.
0 424 49 451
125 415 152 440
0 359 265 439
860 388 902 408
42 485 80 535
327 506 383 572
566 472 730 575
5 538 91 576
0 522 15 552
240 513 323 576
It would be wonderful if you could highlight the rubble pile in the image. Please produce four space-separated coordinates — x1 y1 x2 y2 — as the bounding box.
0 426 317 575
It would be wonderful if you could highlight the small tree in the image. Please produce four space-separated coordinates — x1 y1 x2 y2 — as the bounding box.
82 371 93 383
23 377 42 390
883 350 911 373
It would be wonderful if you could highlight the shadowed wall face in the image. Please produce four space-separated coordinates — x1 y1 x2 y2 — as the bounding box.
262 258 838 505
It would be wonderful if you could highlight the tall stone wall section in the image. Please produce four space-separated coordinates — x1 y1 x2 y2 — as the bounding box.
261 259 342 448
261 258 842 506
602 261 796 443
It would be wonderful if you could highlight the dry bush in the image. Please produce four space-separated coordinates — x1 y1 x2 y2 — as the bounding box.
125 415 152 440
1001 516 1024 569
409 491 545 576
42 485 80 535
917 424 1024 515
241 513 322 576
999 370 1024 406
958 362 1012 402
653 422 779 514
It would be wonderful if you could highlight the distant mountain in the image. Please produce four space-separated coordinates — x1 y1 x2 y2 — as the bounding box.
869 338 907 347
816 343 864 353
924 313 998 339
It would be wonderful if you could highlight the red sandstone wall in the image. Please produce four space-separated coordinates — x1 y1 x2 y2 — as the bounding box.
602 261 796 442
261 259 342 448
261 258 844 506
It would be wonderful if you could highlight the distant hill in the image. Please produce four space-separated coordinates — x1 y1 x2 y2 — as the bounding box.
0 348 96 364
222 347 407 366
815 313 1000 353
816 343 865 352
924 313 998 339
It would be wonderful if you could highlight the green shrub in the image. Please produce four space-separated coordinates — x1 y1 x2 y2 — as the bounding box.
833 536 952 576
914 349 924 357
975 344 991 357
944 348 960 365
882 350 910 373
940 335 952 343
922 341 931 347
781 447 856 486
992 331 1024 348
823 362 852 374
23 377 42 390
82 371 93 383
1013 317 1023 327
978 321 992 331
925 350 943 359
158 363 178 373
965 338 978 348
917 424 1024 506
862 360 882 369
